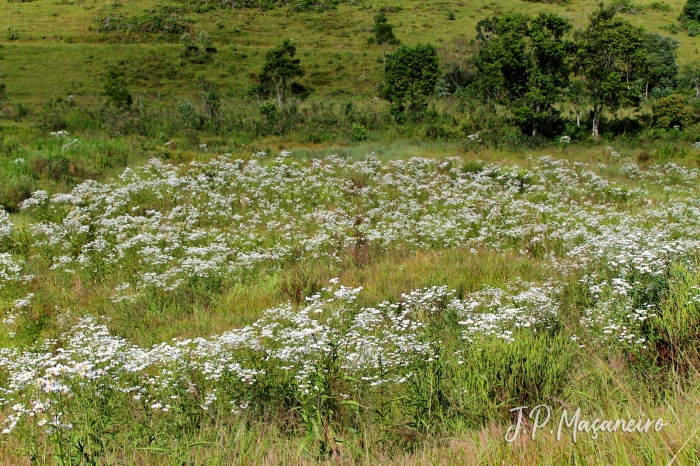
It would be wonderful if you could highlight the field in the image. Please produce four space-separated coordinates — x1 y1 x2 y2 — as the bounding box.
1 143 700 464
2 0 700 464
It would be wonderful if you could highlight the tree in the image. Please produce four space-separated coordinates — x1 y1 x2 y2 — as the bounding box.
258 39 305 109
102 70 132 109
572 6 647 139
679 62 700 97
373 12 399 69
564 79 587 127
470 13 572 137
639 33 679 100
681 0 700 22
381 43 440 123
180 31 217 59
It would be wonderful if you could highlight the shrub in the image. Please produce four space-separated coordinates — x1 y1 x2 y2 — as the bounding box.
650 1 672 11
351 123 368 140
102 70 132 109
0 175 35 212
687 20 700 36
612 0 644 14
6 27 18 41
652 94 695 129
16 102 30 118
177 100 200 130
682 0 700 22
180 31 217 58
96 13 192 35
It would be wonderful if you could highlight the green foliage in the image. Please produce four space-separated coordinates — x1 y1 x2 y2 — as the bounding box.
180 31 217 59
0 174 34 212
446 10 456 20
258 39 306 109
5 27 18 41
176 100 201 130
259 101 279 123
639 33 679 100
289 0 342 12
470 13 572 137
96 13 192 34
612 0 644 14
373 12 399 46
381 43 440 123
102 70 132 109
650 1 672 11
572 6 647 138
687 20 700 36
373 11 400 68
468 332 574 407
652 94 695 129
351 123 368 140
650 263 700 372
195 73 220 118
679 62 700 96
682 0 700 22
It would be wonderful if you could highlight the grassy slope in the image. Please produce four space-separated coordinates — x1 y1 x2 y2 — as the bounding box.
0 0 696 105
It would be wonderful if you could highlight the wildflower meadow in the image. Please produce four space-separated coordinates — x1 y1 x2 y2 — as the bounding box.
1 145 700 464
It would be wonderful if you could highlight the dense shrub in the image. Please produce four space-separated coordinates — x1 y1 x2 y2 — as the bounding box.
652 94 695 129
96 13 192 34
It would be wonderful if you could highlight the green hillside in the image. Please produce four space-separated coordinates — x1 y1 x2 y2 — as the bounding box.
0 0 694 104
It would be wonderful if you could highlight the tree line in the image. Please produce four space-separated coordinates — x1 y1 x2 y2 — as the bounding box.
253 4 700 141
54 2 700 146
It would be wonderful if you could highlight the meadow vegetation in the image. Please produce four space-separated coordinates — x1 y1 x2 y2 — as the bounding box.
1 0 700 464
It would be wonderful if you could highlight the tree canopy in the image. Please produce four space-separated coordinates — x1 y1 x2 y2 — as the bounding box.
258 39 305 109
470 13 572 137
572 5 646 139
381 43 441 123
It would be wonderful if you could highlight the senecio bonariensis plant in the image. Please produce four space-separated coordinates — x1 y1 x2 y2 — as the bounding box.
2 152 700 460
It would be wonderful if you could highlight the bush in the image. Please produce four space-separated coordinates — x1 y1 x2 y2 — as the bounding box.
6 27 18 41
687 19 700 36
16 102 30 118
0 175 35 212
102 70 132 109
652 94 695 129
259 101 280 123
682 0 700 22
650 1 672 11
177 100 200 130
351 123 368 141
96 13 192 34
180 31 217 59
